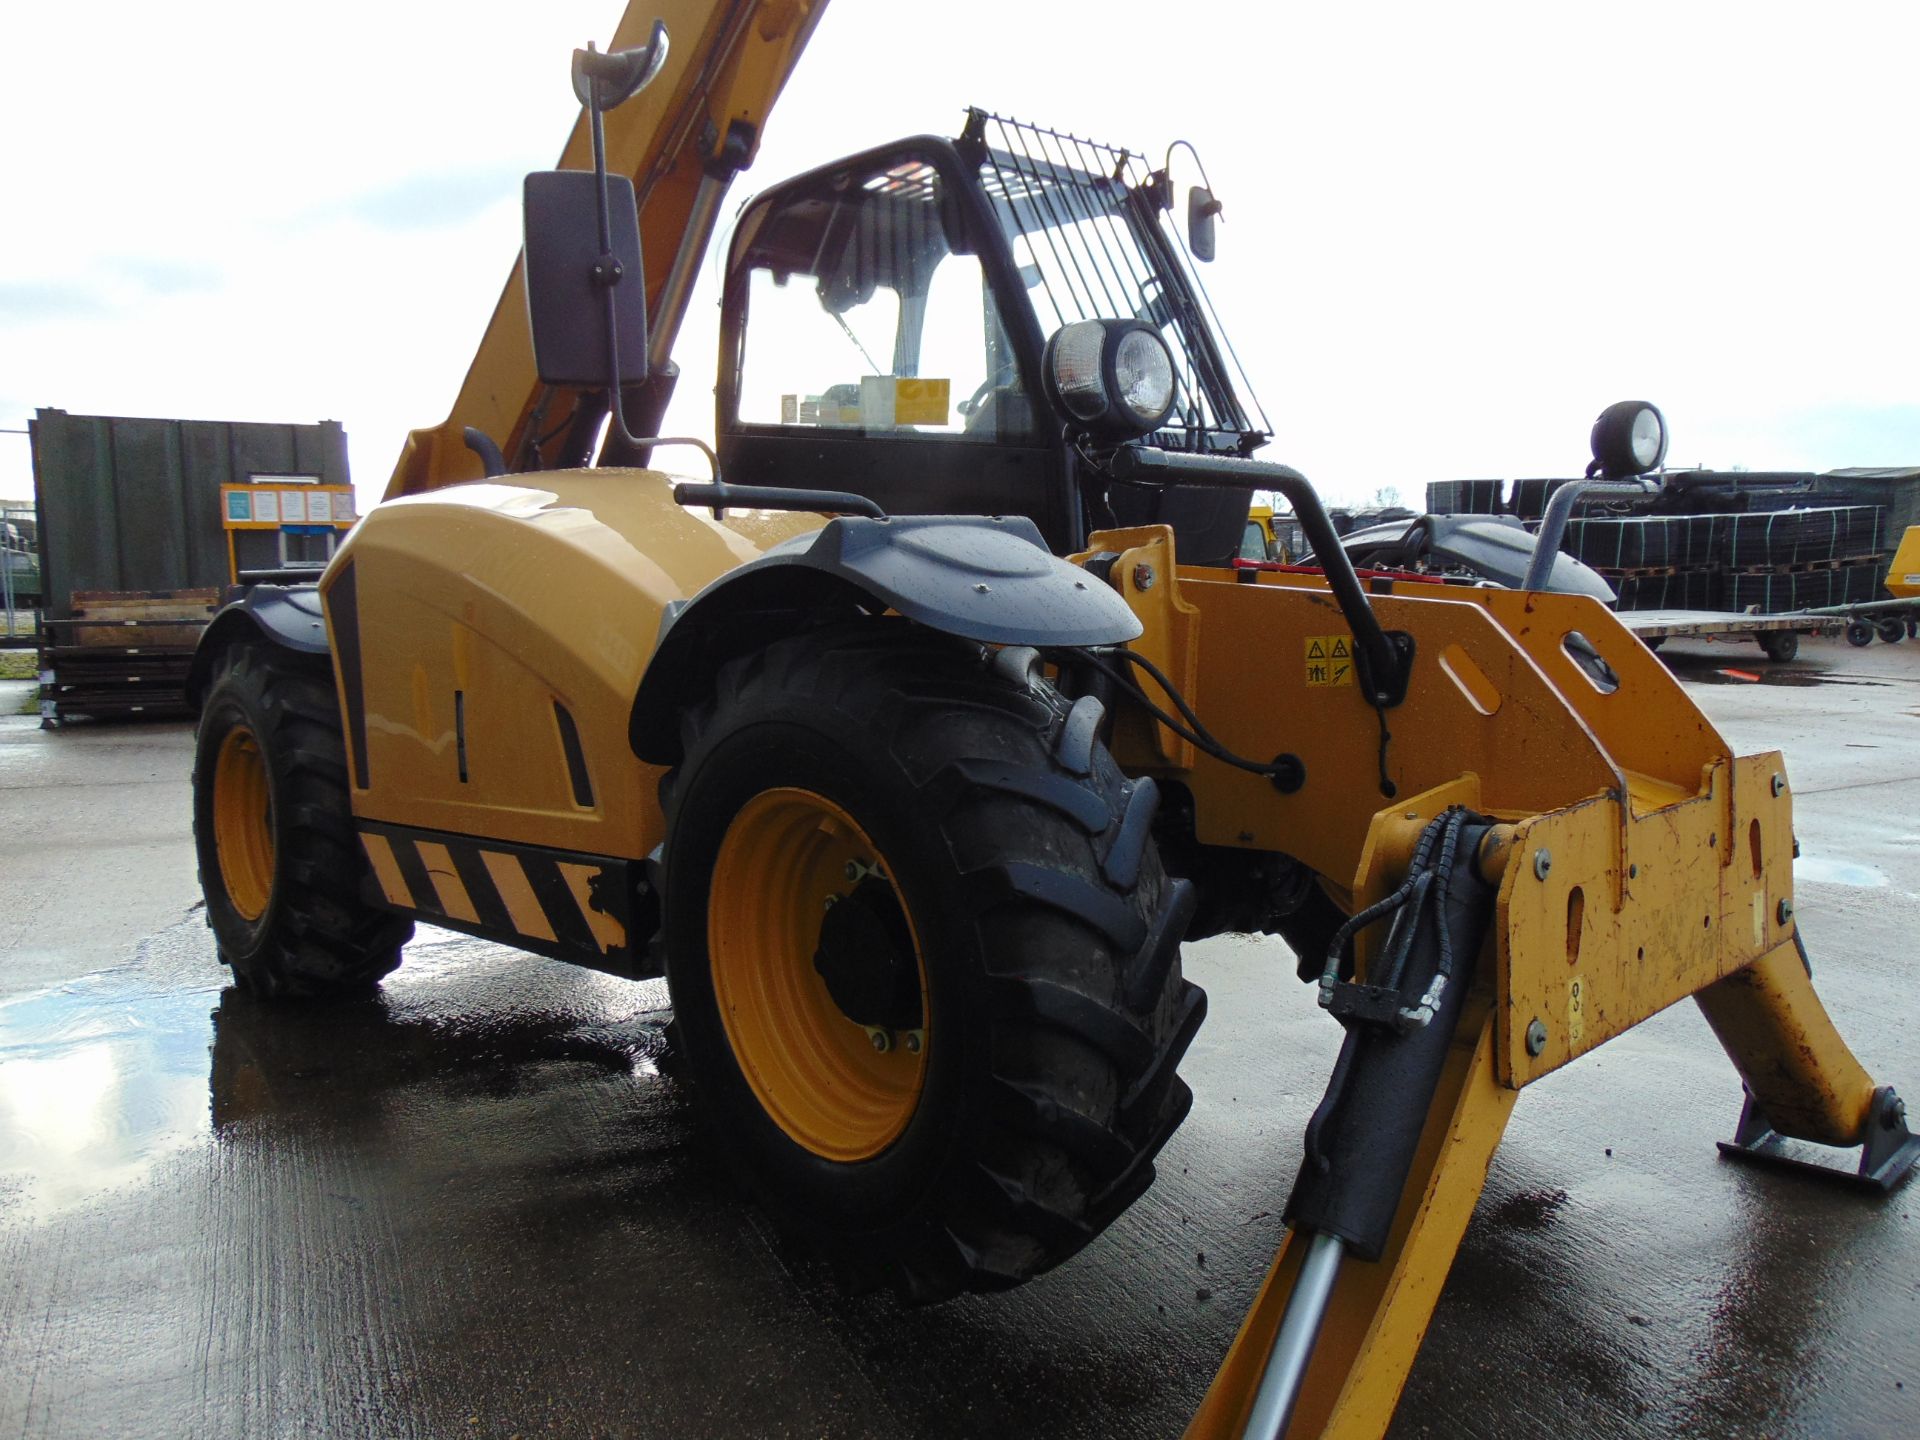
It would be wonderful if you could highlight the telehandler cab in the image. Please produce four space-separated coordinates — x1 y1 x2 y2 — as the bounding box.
188 5 1918 1436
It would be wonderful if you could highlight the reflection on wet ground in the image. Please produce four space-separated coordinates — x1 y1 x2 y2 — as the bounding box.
0 926 672 1226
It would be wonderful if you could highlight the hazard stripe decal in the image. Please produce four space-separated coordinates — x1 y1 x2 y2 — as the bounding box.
448 843 515 937
355 820 638 974
388 832 443 915
520 852 599 956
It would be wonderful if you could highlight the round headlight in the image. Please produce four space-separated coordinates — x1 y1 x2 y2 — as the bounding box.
1046 320 1110 423
1043 318 1179 440
1114 328 1176 424
1589 400 1668 479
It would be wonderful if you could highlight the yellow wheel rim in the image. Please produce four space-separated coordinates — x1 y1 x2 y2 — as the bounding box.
213 726 275 922
708 787 929 1162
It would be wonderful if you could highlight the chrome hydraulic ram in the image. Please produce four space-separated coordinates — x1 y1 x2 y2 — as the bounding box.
1244 810 1498 1438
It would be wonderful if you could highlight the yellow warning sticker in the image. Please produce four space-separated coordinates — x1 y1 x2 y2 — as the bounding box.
1304 634 1354 688
1568 975 1586 1051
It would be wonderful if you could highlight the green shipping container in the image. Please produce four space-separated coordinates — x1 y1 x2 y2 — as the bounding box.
29 408 350 621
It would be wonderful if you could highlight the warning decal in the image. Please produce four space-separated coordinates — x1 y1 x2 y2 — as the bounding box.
1304 634 1354 688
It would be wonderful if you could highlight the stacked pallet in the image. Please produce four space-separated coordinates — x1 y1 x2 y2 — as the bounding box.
1561 506 1885 613
38 589 218 726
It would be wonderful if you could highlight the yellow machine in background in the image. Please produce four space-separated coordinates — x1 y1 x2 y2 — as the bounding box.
1886 524 1920 599
184 5 1920 1438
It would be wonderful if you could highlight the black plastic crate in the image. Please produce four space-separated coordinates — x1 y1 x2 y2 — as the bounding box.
1713 507 1885 569
1719 562 1883 613
1566 514 1718 570
1427 479 1504 515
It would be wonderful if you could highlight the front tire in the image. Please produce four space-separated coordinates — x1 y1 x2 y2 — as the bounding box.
192 641 411 998
662 622 1204 1303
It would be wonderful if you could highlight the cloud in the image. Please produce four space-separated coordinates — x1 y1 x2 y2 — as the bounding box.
0 260 223 328
113 259 223 298
344 168 524 233
0 281 103 322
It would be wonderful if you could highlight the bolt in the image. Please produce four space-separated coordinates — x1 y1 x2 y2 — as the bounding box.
1525 1018 1549 1057
904 1032 922 1054
1777 897 1794 925
973 582 991 594
1533 848 1552 881
869 1029 892 1053
1772 772 1787 797
1133 564 1156 590
1886 1097 1907 1130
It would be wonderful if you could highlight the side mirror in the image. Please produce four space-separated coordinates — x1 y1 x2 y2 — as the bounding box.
1187 185 1222 263
523 170 648 389
521 23 670 393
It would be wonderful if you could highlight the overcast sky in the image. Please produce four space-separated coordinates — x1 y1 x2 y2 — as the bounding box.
4 0 1918 511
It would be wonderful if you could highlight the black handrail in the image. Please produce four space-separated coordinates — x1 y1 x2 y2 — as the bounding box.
1109 446 1412 707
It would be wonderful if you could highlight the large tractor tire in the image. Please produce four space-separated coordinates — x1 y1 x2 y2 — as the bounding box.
661 621 1204 1303
192 641 411 998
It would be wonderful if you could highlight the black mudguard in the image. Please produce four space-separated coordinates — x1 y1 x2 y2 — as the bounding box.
628 514 1140 765
186 585 329 709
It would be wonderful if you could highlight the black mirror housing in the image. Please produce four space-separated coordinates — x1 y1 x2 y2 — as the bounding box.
1187 185 1221 263
523 169 648 390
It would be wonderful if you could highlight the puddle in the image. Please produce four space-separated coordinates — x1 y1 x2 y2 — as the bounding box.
1793 855 1888 888
0 926 674 1224
1679 666 1889 689
0 969 220 1221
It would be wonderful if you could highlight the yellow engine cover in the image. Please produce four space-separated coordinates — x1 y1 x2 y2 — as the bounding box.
319 468 769 862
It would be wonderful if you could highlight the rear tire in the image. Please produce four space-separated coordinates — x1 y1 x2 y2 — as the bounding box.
1758 630 1799 663
661 621 1204 1303
1846 618 1874 647
1876 618 1904 644
192 641 410 998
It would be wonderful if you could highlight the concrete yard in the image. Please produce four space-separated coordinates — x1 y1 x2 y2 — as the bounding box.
1 635 1917 1438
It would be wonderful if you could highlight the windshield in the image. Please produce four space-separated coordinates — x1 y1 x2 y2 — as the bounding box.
967 110 1269 455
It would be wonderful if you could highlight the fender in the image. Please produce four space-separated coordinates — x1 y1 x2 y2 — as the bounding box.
186 584 330 708
628 513 1141 764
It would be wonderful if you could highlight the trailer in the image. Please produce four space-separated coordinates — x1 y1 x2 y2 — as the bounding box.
1623 594 1920 662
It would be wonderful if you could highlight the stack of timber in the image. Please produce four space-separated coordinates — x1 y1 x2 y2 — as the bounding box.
38 588 218 726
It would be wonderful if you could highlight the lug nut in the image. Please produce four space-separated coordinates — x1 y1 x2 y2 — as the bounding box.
904 1032 922 1054
1525 1019 1548 1057
869 1029 892 1053
1533 848 1552 881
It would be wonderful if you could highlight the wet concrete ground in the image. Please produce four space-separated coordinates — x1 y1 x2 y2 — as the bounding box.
1 634 1917 1438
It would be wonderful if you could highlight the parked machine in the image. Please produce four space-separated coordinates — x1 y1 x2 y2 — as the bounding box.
185 4 1918 1436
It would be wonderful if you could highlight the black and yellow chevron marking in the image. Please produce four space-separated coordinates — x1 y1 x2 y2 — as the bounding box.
358 821 644 976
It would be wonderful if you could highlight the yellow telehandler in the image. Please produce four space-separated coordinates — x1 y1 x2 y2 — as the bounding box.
186 4 1917 1435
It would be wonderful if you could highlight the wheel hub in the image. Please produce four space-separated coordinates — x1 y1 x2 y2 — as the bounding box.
814 874 923 1030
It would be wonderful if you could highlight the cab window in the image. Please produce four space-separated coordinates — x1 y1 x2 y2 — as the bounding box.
735 158 1033 442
